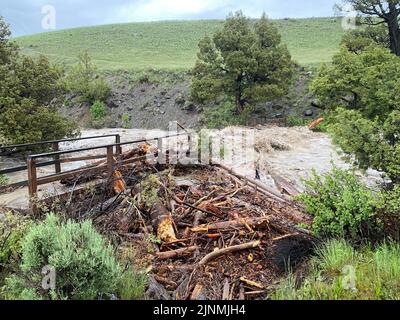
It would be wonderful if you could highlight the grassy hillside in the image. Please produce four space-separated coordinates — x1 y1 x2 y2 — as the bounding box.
16 18 345 71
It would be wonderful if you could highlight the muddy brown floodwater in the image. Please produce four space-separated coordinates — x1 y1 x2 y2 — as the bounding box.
0 126 383 209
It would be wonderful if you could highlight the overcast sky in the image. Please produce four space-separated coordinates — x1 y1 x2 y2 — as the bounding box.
1 0 338 36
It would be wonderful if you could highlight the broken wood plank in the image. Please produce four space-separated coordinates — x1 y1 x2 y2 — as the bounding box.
199 240 260 266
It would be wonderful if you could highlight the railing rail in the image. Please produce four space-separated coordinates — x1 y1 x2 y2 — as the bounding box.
0 134 121 151
0 134 121 177
26 131 190 203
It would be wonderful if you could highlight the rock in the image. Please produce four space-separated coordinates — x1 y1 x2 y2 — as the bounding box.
272 104 284 110
175 93 186 106
304 109 314 117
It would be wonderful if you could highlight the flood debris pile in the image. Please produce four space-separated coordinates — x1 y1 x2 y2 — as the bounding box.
47 144 315 300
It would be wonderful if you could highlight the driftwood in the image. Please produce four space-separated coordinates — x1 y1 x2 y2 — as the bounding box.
239 277 264 289
199 240 260 266
308 117 324 130
150 201 177 243
270 173 300 197
190 284 205 300
191 217 271 233
215 164 291 203
222 279 230 300
157 246 198 260
154 275 178 289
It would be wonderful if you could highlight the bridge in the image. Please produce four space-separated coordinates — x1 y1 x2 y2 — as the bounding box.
0 125 192 211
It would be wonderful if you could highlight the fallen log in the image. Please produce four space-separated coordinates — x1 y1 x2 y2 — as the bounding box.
270 173 300 197
308 117 324 130
214 164 291 203
154 275 178 289
199 240 260 266
239 277 264 289
157 246 198 260
191 217 271 233
113 170 127 194
150 201 177 243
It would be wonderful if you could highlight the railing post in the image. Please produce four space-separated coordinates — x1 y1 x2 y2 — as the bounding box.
53 142 61 174
186 133 192 157
157 138 164 165
115 135 122 156
27 157 38 212
107 146 115 177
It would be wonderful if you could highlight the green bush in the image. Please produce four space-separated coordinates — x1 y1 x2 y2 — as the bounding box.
85 79 111 104
121 113 130 129
0 212 31 267
272 240 400 300
203 101 249 128
0 174 9 186
286 115 308 127
2 214 122 300
63 51 111 104
90 100 108 122
380 185 400 216
297 166 381 241
118 267 147 300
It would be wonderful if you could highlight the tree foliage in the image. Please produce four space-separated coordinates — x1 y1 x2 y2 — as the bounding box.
62 51 111 104
341 25 390 53
339 0 400 56
191 11 294 115
0 16 78 145
312 45 400 184
311 46 400 120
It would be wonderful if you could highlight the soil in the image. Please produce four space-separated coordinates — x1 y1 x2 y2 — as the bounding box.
58 68 318 130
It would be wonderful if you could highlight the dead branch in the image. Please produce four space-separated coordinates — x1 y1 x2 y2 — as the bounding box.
239 277 264 289
191 217 271 233
150 201 177 243
215 164 292 203
199 240 261 266
157 246 198 260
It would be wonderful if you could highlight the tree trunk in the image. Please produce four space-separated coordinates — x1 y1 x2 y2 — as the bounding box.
235 74 245 114
388 3 400 56
235 93 244 114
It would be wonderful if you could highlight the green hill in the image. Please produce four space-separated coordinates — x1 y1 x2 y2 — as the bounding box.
16 18 345 71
